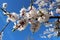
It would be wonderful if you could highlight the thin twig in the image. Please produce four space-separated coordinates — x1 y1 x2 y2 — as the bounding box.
0 21 10 33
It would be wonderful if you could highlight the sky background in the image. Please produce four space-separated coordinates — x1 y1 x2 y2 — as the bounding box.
0 0 60 40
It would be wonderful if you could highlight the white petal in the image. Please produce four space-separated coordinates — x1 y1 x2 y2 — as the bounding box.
50 11 54 16
53 32 58 36
45 23 52 27
20 7 26 13
40 36 47 38
49 28 54 32
18 26 25 31
43 29 51 34
56 8 60 13
47 34 52 38
38 17 44 23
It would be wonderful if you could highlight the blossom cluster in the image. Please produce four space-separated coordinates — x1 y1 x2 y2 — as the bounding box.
1 0 60 38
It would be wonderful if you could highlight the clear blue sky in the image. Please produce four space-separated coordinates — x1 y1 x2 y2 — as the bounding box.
0 0 60 40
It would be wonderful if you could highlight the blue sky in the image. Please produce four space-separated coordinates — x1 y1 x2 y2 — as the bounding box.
0 0 60 40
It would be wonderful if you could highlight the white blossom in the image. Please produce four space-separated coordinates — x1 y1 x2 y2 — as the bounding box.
43 31 50 34
28 6 38 19
6 12 19 23
43 29 50 34
53 32 58 36
40 36 47 38
30 21 40 32
49 11 54 16
39 8 48 14
41 14 50 22
20 7 27 17
35 0 47 7
49 2 55 10
56 8 60 13
18 25 26 31
49 28 54 32
47 34 53 38
13 18 28 31
38 17 44 23
44 23 52 27
2 3 7 9
37 9 50 23
28 6 37 16
56 0 60 2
